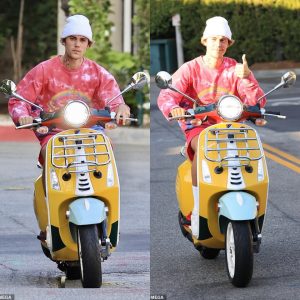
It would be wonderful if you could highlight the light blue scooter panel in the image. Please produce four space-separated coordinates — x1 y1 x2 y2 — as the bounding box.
69 198 106 225
218 192 257 221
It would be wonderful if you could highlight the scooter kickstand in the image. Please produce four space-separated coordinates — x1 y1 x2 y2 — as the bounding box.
58 275 66 288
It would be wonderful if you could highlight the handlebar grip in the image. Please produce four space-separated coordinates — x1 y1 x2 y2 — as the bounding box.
265 111 281 115
16 123 39 129
126 117 138 122
15 119 41 129
167 114 192 121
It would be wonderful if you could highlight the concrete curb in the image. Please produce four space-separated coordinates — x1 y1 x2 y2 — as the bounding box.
0 114 13 126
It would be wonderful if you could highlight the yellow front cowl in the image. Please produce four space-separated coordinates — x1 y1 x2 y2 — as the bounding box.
176 122 269 248
38 129 120 261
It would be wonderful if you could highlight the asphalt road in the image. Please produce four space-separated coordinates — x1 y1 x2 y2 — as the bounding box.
0 133 150 299
150 72 300 299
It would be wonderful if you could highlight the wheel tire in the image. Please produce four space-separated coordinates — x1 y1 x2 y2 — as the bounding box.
65 265 81 280
225 221 253 287
178 211 193 243
198 246 220 259
41 243 51 259
77 225 102 288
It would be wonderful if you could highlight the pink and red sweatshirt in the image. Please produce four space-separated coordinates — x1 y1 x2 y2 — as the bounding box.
8 56 125 124
157 56 266 131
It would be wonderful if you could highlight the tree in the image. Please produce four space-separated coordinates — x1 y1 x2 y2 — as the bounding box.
133 0 150 70
10 0 24 82
0 0 57 80
68 0 113 65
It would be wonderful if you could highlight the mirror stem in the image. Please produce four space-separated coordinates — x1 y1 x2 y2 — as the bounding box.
12 92 44 111
106 84 133 105
257 82 284 103
169 86 197 104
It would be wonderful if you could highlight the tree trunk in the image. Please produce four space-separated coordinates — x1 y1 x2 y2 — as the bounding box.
10 37 17 82
11 0 24 82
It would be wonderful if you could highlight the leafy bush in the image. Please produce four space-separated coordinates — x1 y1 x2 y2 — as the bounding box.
0 0 57 71
150 0 300 65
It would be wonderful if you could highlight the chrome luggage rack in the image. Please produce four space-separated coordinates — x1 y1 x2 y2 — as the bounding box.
51 132 111 173
204 127 264 167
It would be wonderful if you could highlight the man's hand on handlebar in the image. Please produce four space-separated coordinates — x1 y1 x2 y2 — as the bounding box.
18 115 33 126
170 107 186 119
105 122 118 130
169 107 202 125
255 118 267 126
116 103 130 125
36 126 49 134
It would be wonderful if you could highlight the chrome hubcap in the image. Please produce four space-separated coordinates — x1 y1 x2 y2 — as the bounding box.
226 222 235 278
78 230 84 281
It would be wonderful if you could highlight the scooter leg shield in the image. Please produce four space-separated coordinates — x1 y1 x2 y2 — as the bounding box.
218 192 257 231
33 175 48 231
69 198 106 225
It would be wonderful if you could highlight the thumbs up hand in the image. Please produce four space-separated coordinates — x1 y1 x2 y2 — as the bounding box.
235 54 251 79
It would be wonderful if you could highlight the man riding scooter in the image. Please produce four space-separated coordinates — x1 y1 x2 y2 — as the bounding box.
8 14 130 165
5 14 146 288
157 16 267 237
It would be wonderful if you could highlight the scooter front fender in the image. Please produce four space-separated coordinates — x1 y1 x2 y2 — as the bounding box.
218 192 257 221
69 198 106 225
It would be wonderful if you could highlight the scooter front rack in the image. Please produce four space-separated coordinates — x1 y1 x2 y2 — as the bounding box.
204 127 264 167
51 132 111 173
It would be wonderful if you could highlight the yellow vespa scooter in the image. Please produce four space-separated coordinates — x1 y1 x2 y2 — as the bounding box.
0 72 148 288
155 71 296 287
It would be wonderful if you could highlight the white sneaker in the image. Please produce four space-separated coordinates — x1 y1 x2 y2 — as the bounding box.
180 142 187 157
191 210 199 238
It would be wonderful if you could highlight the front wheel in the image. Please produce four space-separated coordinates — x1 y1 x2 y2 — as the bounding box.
225 221 253 287
77 225 102 288
65 265 81 280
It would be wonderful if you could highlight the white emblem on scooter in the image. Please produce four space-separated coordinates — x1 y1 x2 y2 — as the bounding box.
84 199 90 211
236 193 244 206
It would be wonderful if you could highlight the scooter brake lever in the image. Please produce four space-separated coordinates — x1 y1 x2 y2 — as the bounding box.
15 118 42 129
16 122 40 129
119 116 138 122
167 114 193 121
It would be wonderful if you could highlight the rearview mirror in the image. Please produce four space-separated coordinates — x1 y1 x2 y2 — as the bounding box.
0 79 17 96
0 78 44 111
130 72 149 90
155 71 197 104
155 71 172 89
281 71 296 88
106 71 149 105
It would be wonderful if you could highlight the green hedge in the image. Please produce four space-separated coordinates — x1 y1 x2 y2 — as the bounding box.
150 0 300 65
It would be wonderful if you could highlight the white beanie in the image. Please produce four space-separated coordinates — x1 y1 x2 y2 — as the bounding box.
61 15 93 42
201 16 234 45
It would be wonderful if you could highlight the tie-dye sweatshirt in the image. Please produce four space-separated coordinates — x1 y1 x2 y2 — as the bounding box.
8 55 125 124
157 56 266 130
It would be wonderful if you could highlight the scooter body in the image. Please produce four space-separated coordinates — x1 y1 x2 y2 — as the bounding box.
33 128 120 262
177 122 268 249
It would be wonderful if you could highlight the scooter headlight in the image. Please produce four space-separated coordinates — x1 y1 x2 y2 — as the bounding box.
217 95 243 121
63 101 90 128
